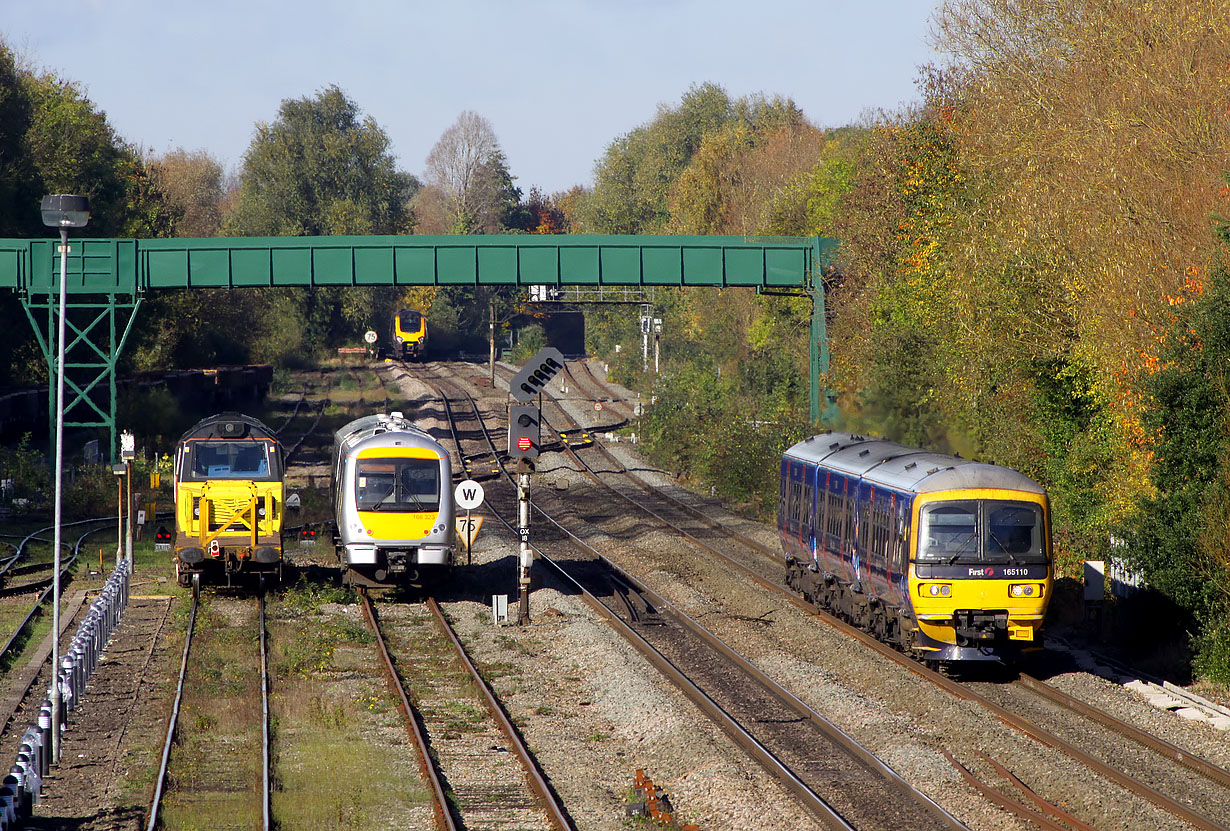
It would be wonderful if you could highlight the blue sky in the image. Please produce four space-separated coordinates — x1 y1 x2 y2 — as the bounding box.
2 1 943 195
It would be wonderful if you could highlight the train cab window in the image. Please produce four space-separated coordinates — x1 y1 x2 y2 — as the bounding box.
356 458 440 512
917 500 1046 564
189 442 271 479
398 310 423 332
918 502 977 562
985 502 1045 562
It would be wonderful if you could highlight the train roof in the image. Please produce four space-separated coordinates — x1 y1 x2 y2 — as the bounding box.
334 411 444 454
178 411 279 443
784 432 1044 496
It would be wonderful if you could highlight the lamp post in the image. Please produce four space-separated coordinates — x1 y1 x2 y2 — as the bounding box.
121 430 135 568
111 463 126 567
41 194 90 764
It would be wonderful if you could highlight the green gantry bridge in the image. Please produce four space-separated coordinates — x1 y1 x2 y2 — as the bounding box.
0 234 837 458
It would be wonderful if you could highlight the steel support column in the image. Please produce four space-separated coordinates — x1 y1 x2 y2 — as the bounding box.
20 292 143 462
809 238 837 425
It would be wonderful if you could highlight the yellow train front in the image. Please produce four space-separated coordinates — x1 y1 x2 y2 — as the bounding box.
779 432 1052 664
393 308 427 359
172 412 286 587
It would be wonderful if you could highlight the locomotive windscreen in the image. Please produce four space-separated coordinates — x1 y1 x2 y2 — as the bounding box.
397 310 422 330
187 441 273 479
356 457 440 512
917 500 1044 564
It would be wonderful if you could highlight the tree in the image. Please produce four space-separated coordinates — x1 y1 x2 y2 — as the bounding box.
418 111 519 234
219 85 417 354
148 149 225 237
0 41 40 238
224 84 416 237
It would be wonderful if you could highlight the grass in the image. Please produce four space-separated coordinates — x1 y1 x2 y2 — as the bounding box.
269 609 431 829
158 595 263 829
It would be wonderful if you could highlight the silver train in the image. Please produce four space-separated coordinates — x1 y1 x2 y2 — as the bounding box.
331 412 455 586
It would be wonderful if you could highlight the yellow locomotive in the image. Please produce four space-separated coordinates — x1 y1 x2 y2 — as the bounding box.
780 432 1052 663
393 308 428 359
172 412 285 587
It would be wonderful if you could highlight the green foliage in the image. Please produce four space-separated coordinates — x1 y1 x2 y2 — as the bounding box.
0 434 48 507
1120 249 1230 680
510 324 547 363
224 84 416 237
0 43 40 238
278 577 356 617
1194 617 1230 685
639 359 814 516
0 40 176 385
579 83 804 234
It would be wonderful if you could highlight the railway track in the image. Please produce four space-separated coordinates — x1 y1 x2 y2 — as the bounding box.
410 360 966 831
147 579 273 830
0 519 112 670
359 590 572 831
534 358 1230 831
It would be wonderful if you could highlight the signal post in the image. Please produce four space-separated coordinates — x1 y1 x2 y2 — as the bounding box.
507 348 563 625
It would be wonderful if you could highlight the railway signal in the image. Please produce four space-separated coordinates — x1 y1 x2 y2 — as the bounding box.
153 526 173 551
509 347 565 403
508 403 541 467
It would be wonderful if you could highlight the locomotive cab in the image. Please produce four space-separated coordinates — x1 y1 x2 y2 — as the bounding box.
173 413 285 587
394 309 427 360
332 412 455 587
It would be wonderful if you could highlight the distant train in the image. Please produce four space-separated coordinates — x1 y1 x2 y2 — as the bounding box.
172 412 286 587
779 432 1052 663
393 309 428 359
331 412 455 587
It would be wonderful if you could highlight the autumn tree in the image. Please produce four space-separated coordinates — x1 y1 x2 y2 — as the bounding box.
416 111 521 234
578 82 736 233
148 149 225 237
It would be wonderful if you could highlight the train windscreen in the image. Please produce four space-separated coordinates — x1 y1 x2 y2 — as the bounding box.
397 310 422 331
188 441 272 479
917 500 1045 564
356 457 440 512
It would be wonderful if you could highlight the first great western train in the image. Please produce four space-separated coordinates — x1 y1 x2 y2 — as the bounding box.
779 432 1052 663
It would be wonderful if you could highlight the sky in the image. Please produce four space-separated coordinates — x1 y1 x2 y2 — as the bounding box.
2 0 944 195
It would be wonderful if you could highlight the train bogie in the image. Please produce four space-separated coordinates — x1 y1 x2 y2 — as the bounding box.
172 412 286 587
779 432 1052 664
332 412 454 587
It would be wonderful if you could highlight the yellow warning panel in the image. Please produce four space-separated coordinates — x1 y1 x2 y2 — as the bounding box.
455 515 484 548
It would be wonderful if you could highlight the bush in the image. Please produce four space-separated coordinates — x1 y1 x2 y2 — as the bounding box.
1193 614 1230 685
0 434 48 508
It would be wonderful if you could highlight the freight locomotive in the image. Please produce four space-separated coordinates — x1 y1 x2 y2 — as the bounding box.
172 412 286 587
779 432 1052 663
393 309 428 359
331 411 455 587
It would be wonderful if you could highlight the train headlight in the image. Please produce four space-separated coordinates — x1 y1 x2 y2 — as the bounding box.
395 336 403 344
192 497 200 518
922 583 952 597
257 505 266 518
1010 584 1039 598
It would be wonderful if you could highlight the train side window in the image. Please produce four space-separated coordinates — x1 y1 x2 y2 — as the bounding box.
821 474 831 538
841 481 852 543
829 479 840 540
803 480 813 532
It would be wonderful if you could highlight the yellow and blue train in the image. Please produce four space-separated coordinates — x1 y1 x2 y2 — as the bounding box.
172 412 285 587
393 308 428 359
779 432 1052 663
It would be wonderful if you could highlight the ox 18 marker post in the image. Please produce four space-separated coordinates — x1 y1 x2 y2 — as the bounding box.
507 348 563 624
508 402 541 623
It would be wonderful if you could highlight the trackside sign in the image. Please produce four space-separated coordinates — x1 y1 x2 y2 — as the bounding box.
510 347 565 403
